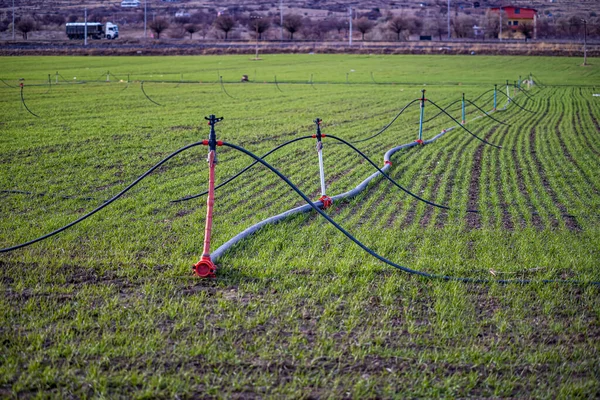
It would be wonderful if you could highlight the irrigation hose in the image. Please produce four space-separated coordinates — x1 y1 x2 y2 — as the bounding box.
496 90 535 114
221 141 599 286
516 86 534 101
427 99 502 149
274 76 283 93
219 76 235 99
20 84 41 118
471 88 495 104
350 99 420 144
1 78 16 88
420 99 461 125
327 135 479 213
141 81 163 106
0 142 203 253
172 135 314 203
465 99 509 126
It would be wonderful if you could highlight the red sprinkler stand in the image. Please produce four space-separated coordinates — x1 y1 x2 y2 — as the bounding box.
194 115 223 278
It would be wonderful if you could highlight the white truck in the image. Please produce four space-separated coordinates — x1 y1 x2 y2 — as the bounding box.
65 22 119 40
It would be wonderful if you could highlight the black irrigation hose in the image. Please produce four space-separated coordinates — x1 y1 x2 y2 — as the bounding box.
420 99 461 125
20 84 40 118
110 72 124 82
274 75 283 93
471 88 495 104
58 73 74 84
496 90 535 113
350 98 420 144
465 99 510 126
219 76 235 99
427 99 502 149
328 134 479 213
222 142 599 286
516 86 534 101
141 81 163 106
171 135 313 203
1 78 16 88
0 142 203 253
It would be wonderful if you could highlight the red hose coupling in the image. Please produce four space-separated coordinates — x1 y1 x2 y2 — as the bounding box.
415 139 424 145
193 256 217 278
319 195 333 209
384 160 392 166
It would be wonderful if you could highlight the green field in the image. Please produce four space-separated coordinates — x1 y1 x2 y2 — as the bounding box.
1 55 600 398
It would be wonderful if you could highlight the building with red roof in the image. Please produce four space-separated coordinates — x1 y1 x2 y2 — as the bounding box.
490 6 538 39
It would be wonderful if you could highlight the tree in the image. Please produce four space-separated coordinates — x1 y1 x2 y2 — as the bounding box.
149 18 169 39
427 15 448 41
331 18 347 35
452 14 476 38
354 17 374 40
214 15 236 40
518 22 534 40
283 14 303 40
16 17 36 40
388 16 411 41
248 16 270 40
184 23 199 39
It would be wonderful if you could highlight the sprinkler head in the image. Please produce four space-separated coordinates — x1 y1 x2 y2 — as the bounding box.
194 257 217 278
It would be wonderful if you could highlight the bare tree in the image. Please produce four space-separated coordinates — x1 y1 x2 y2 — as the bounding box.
331 18 347 36
16 17 36 40
452 14 476 38
388 16 411 41
283 14 303 40
482 9 502 39
184 23 199 39
354 17 374 40
518 22 534 40
149 17 170 39
248 16 270 40
215 15 236 40
427 15 448 41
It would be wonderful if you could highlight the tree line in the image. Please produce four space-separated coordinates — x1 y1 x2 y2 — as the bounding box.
2 7 598 41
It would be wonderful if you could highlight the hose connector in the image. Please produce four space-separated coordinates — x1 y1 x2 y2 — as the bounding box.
319 195 333 209
193 256 216 278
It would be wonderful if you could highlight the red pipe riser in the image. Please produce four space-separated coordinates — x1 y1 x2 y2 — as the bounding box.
194 150 217 278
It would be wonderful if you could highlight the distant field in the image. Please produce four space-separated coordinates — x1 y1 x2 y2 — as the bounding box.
1 54 599 398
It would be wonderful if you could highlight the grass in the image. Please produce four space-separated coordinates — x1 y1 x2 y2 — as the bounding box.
1 54 599 398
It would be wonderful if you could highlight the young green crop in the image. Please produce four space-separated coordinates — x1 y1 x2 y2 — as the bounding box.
0 55 599 398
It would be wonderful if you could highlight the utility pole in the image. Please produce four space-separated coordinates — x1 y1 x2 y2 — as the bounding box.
144 0 147 39
280 0 283 41
348 7 352 46
447 0 450 39
84 8 87 46
12 0 15 40
582 19 588 66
